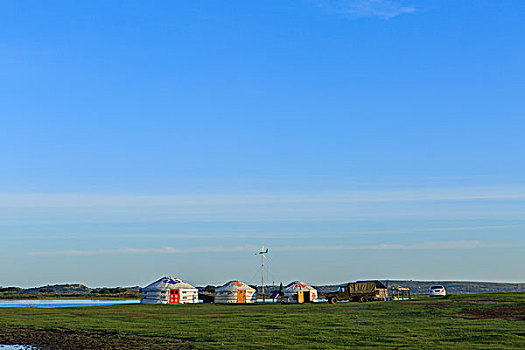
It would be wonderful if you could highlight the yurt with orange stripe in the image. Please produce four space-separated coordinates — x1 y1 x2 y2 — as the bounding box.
278 281 318 303
214 280 256 303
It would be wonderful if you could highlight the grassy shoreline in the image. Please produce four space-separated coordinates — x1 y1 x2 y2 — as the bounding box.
0 292 523 349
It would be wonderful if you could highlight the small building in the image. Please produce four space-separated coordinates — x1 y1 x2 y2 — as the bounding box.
141 276 199 304
278 281 318 303
391 286 411 300
214 280 256 303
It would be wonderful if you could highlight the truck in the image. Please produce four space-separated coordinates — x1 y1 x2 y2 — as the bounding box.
326 280 388 304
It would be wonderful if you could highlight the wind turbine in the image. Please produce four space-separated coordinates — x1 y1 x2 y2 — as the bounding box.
255 245 269 302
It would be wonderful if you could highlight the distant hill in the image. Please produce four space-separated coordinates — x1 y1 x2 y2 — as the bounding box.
380 280 525 294
0 284 141 299
312 281 525 295
21 284 91 294
245 281 525 296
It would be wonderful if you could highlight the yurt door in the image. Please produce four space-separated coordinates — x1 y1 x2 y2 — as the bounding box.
169 289 180 304
297 290 304 304
304 291 311 303
237 290 246 303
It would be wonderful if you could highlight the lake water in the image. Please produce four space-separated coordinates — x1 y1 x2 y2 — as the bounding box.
0 300 139 308
0 346 39 349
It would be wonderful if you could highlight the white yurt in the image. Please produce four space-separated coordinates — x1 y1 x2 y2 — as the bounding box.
214 280 256 303
279 281 318 303
141 276 199 304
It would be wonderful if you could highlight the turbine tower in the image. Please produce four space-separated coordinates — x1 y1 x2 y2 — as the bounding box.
255 245 269 302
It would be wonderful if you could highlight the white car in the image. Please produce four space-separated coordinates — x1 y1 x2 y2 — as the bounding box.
428 285 447 297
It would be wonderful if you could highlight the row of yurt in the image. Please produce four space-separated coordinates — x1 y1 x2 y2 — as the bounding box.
214 280 257 303
141 277 318 305
277 281 318 303
141 277 256 304
141 276 199 304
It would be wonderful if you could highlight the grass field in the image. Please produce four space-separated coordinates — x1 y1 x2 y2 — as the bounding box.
0 292 524 349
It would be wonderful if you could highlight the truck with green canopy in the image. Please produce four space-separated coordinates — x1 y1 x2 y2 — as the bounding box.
326 280 388 304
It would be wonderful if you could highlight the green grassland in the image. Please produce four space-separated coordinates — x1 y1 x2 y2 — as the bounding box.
0 293 523 349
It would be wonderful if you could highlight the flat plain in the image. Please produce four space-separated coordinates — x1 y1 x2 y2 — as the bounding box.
0 293 523 349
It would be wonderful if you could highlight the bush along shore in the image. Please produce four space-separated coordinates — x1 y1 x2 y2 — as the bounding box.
0 284 141 300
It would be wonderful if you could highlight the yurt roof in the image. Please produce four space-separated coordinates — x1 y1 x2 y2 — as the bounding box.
143 276 197 290
216 280 255 292
284 281 316 292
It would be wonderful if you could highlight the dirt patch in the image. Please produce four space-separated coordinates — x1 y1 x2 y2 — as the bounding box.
459 305 525 321
0 327 193 350
464 301 512 304
451 300 514 305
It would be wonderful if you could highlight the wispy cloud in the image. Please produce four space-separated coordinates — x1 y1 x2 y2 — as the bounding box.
314 0 416 19
29 245 260 257
4 186 525 207
29 241 525 257
274 241 525 252
1 186 525 224
3 224 515 241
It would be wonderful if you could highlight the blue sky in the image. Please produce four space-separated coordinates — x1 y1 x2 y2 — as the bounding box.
1 0 524 287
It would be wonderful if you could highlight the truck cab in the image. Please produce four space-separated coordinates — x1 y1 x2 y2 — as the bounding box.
326 285 350 304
